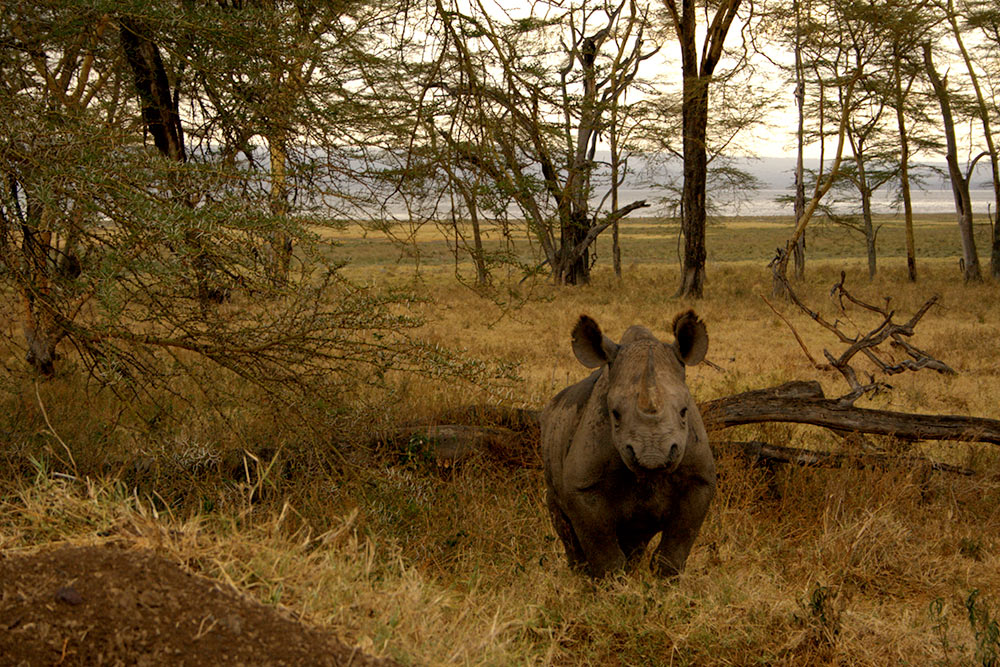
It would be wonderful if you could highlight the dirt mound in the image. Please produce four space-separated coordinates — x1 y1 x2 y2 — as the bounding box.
0 543 397 666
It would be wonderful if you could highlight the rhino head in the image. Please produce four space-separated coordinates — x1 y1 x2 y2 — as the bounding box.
571 311 708 474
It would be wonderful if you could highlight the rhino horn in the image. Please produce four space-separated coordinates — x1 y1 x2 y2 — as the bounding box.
637 348 662 414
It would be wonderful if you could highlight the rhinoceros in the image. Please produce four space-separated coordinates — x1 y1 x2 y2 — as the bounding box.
541 311 716 578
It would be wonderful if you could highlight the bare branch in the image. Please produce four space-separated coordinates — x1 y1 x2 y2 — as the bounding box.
761 295 829 371
769 270 954 404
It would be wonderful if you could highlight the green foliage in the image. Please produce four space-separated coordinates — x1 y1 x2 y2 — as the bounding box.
967 589 1000 667
793 582 842 652
0 0 516 416
930 596 954 661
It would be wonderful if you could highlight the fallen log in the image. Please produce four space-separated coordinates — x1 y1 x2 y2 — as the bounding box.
370 424 977 476
409 381 1000 447
714 440 975 476
369 381 999 475
700 381 1000 445
373 424 537 468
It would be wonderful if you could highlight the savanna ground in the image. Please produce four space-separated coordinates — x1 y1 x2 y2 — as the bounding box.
2 213 1000 665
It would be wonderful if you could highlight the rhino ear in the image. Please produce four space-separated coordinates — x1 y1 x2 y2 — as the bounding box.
672 310 708 366
572 315 620 368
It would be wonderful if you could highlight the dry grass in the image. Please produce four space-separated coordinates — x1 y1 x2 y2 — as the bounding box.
3 216 1000 665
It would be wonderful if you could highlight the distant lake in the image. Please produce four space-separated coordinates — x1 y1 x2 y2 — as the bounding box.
613 186 998 218
306 152 997 221
608 155 998 218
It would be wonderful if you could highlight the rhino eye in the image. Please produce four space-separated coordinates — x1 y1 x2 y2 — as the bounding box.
610 409 622 425
680 407 688 419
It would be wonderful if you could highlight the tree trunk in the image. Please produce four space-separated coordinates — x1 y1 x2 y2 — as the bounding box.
714 440 973 476
469 202 488 287
19 196 60 376
864 203 876 279
792 158 806 280
850 137 877 279
792 5 806 281
557 209 591 285
773 74 857 297
119 19 186 164
923 43 982 283
379 383 1000 474
993 201 1000 281
610 105 623 279
893 55 917 282
556 29 602 287
667 0 741 299
120 18 221 307
677 74 709 298
900 150 917 282
612 220 622 278
699 381 1000 444
459 182 489 286
268 133 292 287
944 0 1000 280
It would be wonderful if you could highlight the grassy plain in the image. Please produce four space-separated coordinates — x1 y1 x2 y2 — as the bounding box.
3 214 1000 664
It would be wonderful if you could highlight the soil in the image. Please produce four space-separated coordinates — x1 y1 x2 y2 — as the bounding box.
0 543 399 666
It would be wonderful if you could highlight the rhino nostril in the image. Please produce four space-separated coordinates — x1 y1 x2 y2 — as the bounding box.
669 443 680 462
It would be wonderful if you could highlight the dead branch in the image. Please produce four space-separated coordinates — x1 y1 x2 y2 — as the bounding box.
699 382 1000 445
769 270 956 404
376 273 995 477
714 440 975 476
761 296 828 371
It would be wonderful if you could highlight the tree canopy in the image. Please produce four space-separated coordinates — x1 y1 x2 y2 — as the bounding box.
3 0 999 391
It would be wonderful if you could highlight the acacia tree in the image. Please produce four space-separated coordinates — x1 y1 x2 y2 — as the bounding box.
837 25 924 283
118 15 229 315
888 38 925 281
661 0 745 298
837 1 896 280
802 0 910 281
828 0 941 281
761 0 814 280
791 0 807 279
0 2 503 402
772 0 862 294
923 40 983 282
872 0 940 282
408 0 659 286
792 0 938 283
168 1 394 288
2 6 123 375
949 0 1000 278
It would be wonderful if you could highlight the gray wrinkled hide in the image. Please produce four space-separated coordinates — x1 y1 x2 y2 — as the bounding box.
541 311 716 578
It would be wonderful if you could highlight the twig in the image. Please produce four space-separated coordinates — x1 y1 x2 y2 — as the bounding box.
770 270 952 403
702 358 726 372
761 295 829 371
35 381 78 478
194 615 219 640
55 638 70 666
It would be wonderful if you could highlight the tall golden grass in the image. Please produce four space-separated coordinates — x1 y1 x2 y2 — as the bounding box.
2 216 999 664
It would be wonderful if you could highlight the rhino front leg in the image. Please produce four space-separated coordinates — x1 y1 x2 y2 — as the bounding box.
547 489 586 571
651 477 715 578
565 492 627 578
